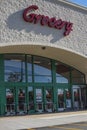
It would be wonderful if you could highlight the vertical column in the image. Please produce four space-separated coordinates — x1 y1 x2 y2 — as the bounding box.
32 56 36 112
51 60 57 112
70 68 73 110
25 55 28 113
0 54 5 116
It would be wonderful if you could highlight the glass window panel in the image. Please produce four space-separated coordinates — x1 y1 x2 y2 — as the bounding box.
28 86 34 110
36 89 42 103
34 56 52 83
18 89 25 112
45 88 53 112
72 69 85 84
65 89 71 108
34 76 52 83
6 88 15 114
4 54 25 82
46 89 52 103
56 62 70 83
58 89 64 110
36 88 43 112
27 55 32 82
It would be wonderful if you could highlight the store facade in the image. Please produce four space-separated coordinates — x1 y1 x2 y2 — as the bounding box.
0 0 87 116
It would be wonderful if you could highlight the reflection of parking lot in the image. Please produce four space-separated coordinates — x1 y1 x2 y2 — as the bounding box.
20 122 87 130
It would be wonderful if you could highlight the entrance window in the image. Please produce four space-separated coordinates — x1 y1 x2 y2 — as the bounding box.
45 89 53 112
34 56 52 83
36 88 43 112
65 89 71 109
58 89 64 111
72 70 85 84
56 62 70 83
4 54 25 82
6 88 15 115
18 89 25 112
28 86 34 111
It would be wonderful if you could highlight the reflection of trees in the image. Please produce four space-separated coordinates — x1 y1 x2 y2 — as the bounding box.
8 72 21 82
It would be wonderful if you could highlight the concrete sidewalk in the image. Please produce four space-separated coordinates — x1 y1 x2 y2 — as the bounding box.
0 111 87 130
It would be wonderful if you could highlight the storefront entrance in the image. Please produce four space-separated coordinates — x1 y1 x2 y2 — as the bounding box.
35 87 53 113
5 85 87 116
72 85 87 110
57 88 72 111
5 87 15 115
5 87 27 116
5 86 53 115
17 88 27 114
35 88 43 113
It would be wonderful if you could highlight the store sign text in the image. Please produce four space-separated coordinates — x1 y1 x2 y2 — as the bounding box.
23 5 73 36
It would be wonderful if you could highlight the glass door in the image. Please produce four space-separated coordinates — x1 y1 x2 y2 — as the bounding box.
17 88 26 115
35 88 43 113
5 88 15 115
28 86 34 113
72 86 81 110
45 88 53 112
81 87 87 109
57 88 65 111
72 85 87 110
65 89 71 109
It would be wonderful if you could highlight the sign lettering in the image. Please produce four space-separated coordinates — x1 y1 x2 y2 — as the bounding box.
23 5 73 36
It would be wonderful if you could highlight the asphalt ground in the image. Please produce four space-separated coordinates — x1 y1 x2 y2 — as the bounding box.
19 122 87 130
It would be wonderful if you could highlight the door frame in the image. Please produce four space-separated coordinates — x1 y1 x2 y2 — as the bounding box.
72 85 87 110
34 85 53 113
35 86 44 113
5 83 27 115
16 86 27 115
56 84 71 112
5 86 16 115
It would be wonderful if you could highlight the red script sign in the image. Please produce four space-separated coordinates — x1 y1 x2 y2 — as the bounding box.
23 5 73 36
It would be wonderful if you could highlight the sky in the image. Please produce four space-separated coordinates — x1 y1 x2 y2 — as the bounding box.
68 0 87 7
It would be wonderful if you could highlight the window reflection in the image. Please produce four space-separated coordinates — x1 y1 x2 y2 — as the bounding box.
72 70 85 84
4 54 85 84
65 89 71 109
28 86 34 111
58 89 64 111
34 56 52 83
36 88 43 112
6 88 15 114
18 89 25 112
45 89 53 112
4 54 25 82
56 63 70 83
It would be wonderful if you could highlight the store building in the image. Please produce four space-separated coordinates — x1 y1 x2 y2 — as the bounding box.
0 0 87 116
